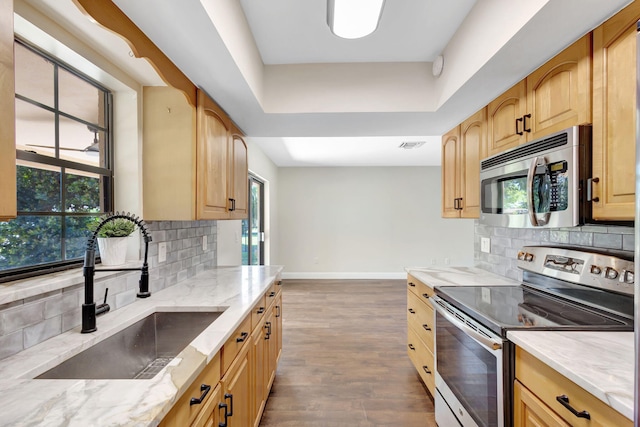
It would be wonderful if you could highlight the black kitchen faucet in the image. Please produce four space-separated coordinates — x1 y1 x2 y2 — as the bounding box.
81 212 152 333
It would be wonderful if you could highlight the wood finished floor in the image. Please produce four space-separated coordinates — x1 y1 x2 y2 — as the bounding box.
260 279 436 427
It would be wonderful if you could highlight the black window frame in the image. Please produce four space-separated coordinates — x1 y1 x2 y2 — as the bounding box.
0 38 114 283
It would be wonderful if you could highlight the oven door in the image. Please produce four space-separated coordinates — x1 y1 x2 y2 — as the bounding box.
432 296 504 427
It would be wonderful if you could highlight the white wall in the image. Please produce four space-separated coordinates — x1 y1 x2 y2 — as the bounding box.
277 167 474 279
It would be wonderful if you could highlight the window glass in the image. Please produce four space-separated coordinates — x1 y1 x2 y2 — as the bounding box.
15 98 56 154
14 43 54 108
58 67 104 125
1 40 113 280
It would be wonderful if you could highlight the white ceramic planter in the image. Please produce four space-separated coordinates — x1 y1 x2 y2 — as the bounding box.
97 237 129 266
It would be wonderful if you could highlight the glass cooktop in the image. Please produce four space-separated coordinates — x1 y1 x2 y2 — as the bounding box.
434 285 634 337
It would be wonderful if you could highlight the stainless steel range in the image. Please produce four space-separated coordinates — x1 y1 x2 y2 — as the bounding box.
432 246 634 427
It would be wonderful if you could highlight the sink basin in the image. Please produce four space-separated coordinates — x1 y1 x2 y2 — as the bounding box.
37 311 224 380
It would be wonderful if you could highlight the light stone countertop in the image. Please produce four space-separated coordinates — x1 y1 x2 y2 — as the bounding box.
508 330 634 421
0 265 283 427
407 267 634 422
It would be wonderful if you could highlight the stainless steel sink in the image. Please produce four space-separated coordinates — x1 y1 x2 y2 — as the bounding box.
37 311 224 380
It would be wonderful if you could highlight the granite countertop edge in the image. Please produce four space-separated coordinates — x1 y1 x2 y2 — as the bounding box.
0 265 284 427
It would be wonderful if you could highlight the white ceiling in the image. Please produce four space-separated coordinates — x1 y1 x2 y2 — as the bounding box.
18 0 633 167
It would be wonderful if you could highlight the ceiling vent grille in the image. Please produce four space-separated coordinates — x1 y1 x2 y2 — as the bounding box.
399 141 425 149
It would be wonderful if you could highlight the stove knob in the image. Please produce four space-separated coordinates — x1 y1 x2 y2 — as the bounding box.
621 270 634 284
590 265 602 275
517 251 526 261
524 253 534 262
605 267 619 280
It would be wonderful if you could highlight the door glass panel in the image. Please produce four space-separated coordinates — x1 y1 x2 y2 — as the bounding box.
242 176 265 265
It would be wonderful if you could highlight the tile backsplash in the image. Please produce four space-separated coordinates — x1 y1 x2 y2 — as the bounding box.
0 220 217 361
475 221 634 280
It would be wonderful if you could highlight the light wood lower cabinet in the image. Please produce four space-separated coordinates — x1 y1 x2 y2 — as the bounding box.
406 274 436 397
515 347 632 427
161 278 283 427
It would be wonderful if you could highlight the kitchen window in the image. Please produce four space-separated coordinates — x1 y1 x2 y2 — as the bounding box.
0 39 113 281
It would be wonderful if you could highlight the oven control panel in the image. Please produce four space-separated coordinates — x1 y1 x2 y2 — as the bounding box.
517 246 634 295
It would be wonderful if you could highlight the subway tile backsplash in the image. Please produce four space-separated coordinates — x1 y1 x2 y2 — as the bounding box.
475 221 634 280
0 220 217 361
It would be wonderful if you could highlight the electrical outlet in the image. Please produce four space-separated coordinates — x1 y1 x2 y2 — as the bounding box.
313 257 319 265
158 242 167 263
202 235 207 251
482 287 492 304
481 237 491 254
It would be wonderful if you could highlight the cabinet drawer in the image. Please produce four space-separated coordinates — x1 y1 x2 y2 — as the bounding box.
251 295 267 330
407 326 435 396
516 348 632 427
161 353 221 427
222 315 252 374
407 291 434 353
265 282 278 308
407 274 435 302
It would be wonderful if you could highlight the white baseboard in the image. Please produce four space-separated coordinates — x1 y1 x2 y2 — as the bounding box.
281 272 406 280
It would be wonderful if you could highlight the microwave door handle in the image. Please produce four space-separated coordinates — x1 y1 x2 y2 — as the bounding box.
527 156 541 226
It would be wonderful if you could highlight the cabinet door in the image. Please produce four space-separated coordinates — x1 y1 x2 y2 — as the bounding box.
514 380 571 427
221 343 252 427
192 383 223 427
487 80 527 156
197 89 230 219
229 133 248 219
0 0 16 220
274 292 283 367
459 109 486 218
264 308 278 391
526 34 591 141
251 318 267 427
441 126 460 218
592 1 640 220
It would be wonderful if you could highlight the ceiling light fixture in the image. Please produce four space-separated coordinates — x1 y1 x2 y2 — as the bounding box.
327 0 385 40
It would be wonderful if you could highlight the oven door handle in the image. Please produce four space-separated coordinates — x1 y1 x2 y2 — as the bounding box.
432 296 502 351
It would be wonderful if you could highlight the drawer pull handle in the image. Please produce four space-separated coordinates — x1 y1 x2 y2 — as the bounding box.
422 293 430 299
556 395 591 420
265 321 272 340
224 393 234 416
276 305 281 318
189 383 211 406
219 402 229 427
408 344 415 351
408 282 416 287
408 308 416 314
269 291 276 297
422 324 431 331
422 365 432 375
257 307 265 314
236 331 249 343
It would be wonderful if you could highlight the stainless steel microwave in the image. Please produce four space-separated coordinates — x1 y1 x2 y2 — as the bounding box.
479 125 592 228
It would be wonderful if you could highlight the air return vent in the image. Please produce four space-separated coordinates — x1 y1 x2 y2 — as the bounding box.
399 141 425 149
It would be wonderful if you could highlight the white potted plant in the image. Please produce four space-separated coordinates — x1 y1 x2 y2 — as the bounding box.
89 217 136 266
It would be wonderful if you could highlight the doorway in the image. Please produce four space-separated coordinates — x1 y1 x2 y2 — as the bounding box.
242 175 264 265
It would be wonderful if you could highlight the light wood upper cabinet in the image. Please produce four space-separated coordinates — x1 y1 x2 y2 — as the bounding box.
459 109 486 218
591 0 640 221
442 109 485 219
526 34 592 140
487 35 591 158
229 129 248 219
197 89 231 219
487 81 527 156
0 0 16 220
142 86 248 220
441 126 460 218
